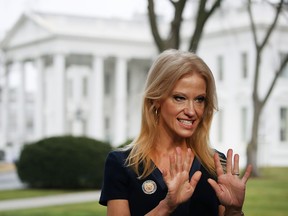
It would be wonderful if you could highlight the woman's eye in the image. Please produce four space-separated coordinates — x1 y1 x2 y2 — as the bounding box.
195 96 206 103
173 95 185 101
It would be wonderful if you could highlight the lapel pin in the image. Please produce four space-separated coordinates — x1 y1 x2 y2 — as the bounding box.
142 180 157 194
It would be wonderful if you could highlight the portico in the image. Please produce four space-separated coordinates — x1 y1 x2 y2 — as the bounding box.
0 12 155 160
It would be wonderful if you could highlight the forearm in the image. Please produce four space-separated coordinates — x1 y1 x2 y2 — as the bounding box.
144 198 176 216
224 207 244 216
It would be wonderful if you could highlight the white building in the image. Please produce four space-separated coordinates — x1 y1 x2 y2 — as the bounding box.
0 4 287 167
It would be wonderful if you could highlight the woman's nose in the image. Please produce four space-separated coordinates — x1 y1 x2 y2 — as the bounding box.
183 102 195 116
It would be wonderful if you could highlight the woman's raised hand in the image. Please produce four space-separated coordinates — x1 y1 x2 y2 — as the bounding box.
208 149 252 211
162 147 202 212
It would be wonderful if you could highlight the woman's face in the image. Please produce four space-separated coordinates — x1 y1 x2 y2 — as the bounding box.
158 73 206 140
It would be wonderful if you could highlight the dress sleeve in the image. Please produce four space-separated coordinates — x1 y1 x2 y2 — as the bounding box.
99 151 129 206
217 150 227 173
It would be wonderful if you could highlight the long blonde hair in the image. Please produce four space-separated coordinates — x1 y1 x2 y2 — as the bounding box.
126 49 218 178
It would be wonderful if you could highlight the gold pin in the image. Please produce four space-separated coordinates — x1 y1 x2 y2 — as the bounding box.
142 180 157 194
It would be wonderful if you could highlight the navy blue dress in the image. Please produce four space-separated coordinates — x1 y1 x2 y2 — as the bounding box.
99 150 221 216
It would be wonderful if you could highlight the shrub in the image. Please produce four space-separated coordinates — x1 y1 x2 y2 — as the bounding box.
16 136 112 189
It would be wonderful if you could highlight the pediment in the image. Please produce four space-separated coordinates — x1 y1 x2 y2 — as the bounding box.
1 14 53 49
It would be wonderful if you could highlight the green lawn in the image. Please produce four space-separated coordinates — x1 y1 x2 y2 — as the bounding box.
0 202 106 216
0 167 287 216
243 167 288 216
0 189 81 201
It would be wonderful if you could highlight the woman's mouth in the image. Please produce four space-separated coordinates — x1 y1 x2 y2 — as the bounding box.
178 119 195 128
178 119 193 125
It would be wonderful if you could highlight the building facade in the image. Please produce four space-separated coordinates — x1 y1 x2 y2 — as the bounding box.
0 4 288 167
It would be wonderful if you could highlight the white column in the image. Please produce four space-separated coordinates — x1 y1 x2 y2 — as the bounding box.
17 61 26 145
1 63 9 151
54 54 66 134
90 55 105 140
34 57 44 139
113 57 127 146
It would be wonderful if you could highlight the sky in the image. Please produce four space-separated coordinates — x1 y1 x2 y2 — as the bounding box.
0 0 174 41
0 0 174 91
0 0 284 42
0 0 142 89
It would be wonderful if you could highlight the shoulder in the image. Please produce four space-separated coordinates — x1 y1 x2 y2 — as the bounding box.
100 149 132 206
102 149 133 181
105 149 131 164
214 149 227 170
215 150 226 160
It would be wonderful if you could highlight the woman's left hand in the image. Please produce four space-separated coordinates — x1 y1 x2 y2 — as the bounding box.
162 147 202 212
208 149 252 210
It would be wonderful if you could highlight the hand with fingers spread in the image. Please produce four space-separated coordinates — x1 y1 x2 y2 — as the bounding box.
162 147 202 212
208 149 252 213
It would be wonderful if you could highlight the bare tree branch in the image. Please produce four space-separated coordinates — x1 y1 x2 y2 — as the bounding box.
247 0 286 177
147 0 187 52
263 54 288 105
167 0 187 49
147 0 165 52
207 0 223 17
188 0 222 52
248 0 259 50
147 0 222 53
259 0 284 51
248 0 284 104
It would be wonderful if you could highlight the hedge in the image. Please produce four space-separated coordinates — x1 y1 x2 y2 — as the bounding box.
16 136 112 189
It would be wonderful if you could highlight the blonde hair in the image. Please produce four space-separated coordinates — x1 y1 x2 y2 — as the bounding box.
126 49 218 178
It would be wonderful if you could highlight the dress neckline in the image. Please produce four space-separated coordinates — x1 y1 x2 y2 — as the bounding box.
150 157 201 190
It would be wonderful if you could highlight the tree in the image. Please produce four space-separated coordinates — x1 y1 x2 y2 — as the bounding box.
247 0 288 177
147 0 288 177
147 0 222 53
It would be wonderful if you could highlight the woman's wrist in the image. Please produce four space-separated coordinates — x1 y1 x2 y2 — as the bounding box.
224 207 244 216
144 198 176 216
160 198 176 214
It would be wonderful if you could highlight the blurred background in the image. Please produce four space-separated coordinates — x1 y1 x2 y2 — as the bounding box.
0 0 287 215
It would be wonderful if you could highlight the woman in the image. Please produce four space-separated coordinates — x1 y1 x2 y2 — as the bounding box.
99 49 252 216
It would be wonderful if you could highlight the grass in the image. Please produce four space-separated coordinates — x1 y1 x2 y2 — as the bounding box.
0 189 106 216
0 189 81 201
0 202 106 216
243 167 288 216
0 167 287 216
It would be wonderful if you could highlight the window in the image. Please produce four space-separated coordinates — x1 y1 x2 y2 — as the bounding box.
127 70 131 93
82 119 87 136
67 79 73 98
217 109 224 142
67 119 73 134
241 52 248 79
280 53 288 78
104 74 111 95
241 107 248 142
26 119 34 134
217 55 224 81
8 109 17 131
280 107 288 142
105 117 111 141
82 76 88 97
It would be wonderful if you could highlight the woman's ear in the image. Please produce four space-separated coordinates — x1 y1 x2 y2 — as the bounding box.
153 100 160 122
153 100 160 110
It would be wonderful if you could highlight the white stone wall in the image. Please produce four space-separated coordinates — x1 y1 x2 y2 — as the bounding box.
0 6 287 166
